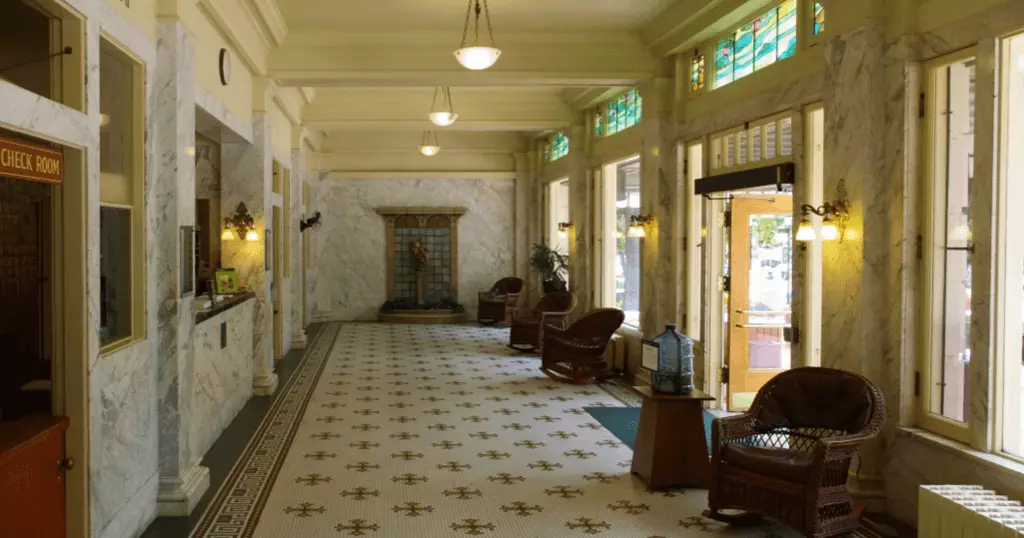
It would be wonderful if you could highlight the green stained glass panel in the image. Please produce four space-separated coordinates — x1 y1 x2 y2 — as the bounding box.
635 92 642 123
616 96 626 131
625 92 636 127
813 2 824 35
715 39 734 87
778 0 798 60
550 132 569 160
607 101 619 134
734 23 754 80
754 8 778 70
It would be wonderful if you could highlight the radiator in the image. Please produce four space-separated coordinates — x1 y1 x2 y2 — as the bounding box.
919 485 1024 537
604 334 626 372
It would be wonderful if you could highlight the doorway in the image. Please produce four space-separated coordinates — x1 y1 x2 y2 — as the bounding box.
272 204 283 361
726 195 794 409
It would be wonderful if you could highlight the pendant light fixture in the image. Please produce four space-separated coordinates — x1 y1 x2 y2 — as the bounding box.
454 0 501 70
429 86 459 126
419 131 441 156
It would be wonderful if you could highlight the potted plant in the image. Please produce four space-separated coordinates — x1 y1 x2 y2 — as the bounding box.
530 243 569 293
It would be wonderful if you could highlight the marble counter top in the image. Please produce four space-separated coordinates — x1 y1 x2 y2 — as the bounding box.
195 291 256 324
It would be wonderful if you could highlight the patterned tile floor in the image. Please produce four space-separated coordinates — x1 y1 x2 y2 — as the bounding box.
193 323 813 537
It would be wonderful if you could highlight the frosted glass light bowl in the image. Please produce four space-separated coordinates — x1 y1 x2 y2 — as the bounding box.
454 47 501 70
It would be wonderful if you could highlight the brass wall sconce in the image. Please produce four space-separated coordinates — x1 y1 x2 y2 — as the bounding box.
300 210 322 232
627 214 655 238
557 221 572 239
223 202 258 241
796 179 850 242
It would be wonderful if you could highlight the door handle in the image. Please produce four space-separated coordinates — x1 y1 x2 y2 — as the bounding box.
58 458 75 471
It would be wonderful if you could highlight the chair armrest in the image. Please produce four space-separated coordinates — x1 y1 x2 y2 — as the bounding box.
478 291 493 301
511 307 535 322
711 414 757 452
540 310 571 329
505 292 523 307
817 430 878 450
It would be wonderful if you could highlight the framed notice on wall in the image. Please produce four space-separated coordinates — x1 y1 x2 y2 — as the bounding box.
180 226 194 296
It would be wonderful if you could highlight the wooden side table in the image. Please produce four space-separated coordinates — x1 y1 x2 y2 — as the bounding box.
630 385 715 489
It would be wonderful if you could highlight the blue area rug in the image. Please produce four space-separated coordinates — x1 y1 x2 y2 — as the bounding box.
584 406 714 453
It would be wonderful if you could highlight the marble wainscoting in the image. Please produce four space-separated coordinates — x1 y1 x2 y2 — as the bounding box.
310 177 515 321
89 340 159 538
190 298 255 462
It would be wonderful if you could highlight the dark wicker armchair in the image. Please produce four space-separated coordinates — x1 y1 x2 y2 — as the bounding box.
507 291 577 352
540 308 624 384
477 277 524 325
707 367 885 538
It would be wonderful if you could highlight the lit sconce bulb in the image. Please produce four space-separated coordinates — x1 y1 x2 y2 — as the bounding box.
419 145 440 157
185 146 196 157
820 216 840 241
557 230 568 239
795 218 816 241
949 223 971 242
98 113 110 127
429 112 458 127
221 226 235 240
244 229 259 242
615 230 625 239
627 224 646 238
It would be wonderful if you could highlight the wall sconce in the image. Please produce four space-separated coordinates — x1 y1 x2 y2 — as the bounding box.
300 210 322 232
224 202 258 242
557 222 572 239
627 215 654 238
796 179 850 242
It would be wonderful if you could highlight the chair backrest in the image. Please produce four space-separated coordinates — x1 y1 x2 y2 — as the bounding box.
492 277 524 295
750 367 883 435
534 291 577 313
566 308 624 341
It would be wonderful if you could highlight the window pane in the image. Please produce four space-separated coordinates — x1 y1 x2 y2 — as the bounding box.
616 96 627 130
607 100 619 134
747 213 793 369
734 23 755 80
615 160 641 327
716 39 735 87
725 134 736 168
765 122 777 159
813 2 825 35
100 206 132 346
754 8 778 70
595 113 602 137
625 91 636 127
780 117 793 156
738 130 748 165
936 58 976 423
691 54 705 91
751 125 763 162
778 0 798 60
1001 34 1024 458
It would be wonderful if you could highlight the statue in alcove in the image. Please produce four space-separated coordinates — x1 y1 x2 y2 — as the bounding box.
410 238 429 273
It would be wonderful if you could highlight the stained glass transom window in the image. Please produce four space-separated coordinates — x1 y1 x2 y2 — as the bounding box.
548 132 569 161
714 0 797 90
605 89 642 136
813 2 825 36
691 54 705 91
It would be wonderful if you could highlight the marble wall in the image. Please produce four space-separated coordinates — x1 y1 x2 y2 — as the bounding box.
190 299 254 460
310 177 515 321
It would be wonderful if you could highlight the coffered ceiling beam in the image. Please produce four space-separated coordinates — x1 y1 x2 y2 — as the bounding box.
641 0 775 57
269 31 659 87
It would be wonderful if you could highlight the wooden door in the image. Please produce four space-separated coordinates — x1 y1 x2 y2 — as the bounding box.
727 197 794 411
0 416 69 538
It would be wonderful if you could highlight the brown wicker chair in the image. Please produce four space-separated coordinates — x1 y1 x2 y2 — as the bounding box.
540 308 624 384
477 277 524 325
706 367 885 538
507 291 577 352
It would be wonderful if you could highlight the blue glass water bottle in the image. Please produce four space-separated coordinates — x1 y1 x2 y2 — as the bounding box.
651 323 694 395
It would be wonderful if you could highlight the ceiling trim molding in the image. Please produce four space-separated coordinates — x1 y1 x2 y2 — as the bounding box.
300 87 316 104
304 119 572 132
561 87 623 110
198 0 270 76
326 171 517 180
273 70 653 88
318 148 515 155
248 0 288 46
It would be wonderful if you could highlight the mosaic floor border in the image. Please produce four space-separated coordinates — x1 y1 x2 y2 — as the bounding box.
190 322 342 538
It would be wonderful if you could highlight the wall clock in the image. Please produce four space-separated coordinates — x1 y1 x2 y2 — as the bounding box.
219 48 231 86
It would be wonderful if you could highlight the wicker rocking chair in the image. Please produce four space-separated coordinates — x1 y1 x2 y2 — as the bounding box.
507 291 577 352
477 277 524 325
539 308 624 384
706 367 885 538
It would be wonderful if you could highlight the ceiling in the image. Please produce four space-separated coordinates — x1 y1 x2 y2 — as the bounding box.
278 0 678 33
270 0 688 153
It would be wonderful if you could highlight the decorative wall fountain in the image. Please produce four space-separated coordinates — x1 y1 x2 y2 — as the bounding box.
376 206 467 323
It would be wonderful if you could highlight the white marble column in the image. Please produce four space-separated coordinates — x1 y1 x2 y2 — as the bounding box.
222 115 278 396
514 152 531 281
821 21 888 507
290 149 308 349
567 122 593 316
152 21 208 516
639 77 679 338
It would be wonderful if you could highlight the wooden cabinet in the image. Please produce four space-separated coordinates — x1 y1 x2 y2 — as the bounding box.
0 416 69 538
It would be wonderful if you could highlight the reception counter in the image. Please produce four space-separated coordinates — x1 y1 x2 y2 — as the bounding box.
190 292 255 460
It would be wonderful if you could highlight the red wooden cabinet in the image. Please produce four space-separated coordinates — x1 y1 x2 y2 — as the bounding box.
0 416 69 538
